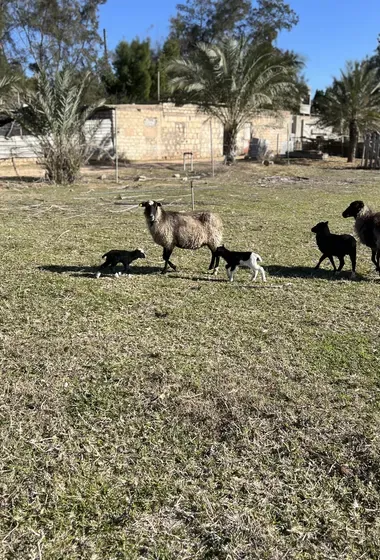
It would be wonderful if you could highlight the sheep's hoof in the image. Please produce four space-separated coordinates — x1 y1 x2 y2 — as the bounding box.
95 271 101 279
350 272 356 280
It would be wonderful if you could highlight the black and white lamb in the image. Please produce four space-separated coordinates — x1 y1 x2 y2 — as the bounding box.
311 221 356 277
96 249 146 278
215 245 266 282
342 200 380 273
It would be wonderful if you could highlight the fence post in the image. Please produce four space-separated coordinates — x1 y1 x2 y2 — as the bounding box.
210 119 215 177
287 125 290 165
191 180 195 210
114 107 119 183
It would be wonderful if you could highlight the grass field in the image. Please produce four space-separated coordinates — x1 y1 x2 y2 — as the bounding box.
1 160 380 559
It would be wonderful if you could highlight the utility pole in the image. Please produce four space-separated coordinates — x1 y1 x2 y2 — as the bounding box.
103 29 109 63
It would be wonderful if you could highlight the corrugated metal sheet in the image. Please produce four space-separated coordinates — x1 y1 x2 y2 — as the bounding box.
0 109 114 160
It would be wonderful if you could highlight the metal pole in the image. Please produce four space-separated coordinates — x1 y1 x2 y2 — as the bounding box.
157 70 160 102
287 124 290 165
191 180 195 210
276 133 279 156
210 119 215 177
114 107 119 183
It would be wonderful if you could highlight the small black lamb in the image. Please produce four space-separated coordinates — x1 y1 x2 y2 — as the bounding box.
96 249 146 278
311 221 356 278
215 245 266 282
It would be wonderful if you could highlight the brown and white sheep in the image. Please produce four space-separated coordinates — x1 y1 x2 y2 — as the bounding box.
140 200 223 273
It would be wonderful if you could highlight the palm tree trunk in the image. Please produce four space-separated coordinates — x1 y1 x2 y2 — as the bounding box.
224 125 238 164
348 120 358 163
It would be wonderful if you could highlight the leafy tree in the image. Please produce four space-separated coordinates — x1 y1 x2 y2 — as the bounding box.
111 39 152 102
150 38 181 101
6 69 104 183
248 0 299 42
0 0 106 73
170 0 298 53
317 61 380 162
311 89 326 114
168 37 303 161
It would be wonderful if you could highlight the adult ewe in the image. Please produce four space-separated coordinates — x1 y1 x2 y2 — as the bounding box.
140 200 222 273
342 200 380 272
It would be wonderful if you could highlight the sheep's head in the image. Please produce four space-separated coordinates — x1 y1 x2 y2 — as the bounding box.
215 245 227 256
342 201 365 219
135 248 146 259
140 200 162 225
311 221 329 234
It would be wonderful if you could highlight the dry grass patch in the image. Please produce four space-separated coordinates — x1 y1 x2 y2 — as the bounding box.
1 160 380 559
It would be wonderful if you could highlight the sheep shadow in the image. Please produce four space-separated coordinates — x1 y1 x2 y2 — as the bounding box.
265 265 368 281
38 264 162 278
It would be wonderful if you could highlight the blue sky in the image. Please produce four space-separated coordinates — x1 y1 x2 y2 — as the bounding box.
99 0 380 94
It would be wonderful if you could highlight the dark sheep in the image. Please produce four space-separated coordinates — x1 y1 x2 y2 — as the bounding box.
96 249 146 278
311 221 356 278
342 200 380 273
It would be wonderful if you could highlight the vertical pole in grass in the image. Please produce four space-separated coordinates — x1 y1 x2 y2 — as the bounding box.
287 124 290 166
210 119 215 177
191 180 195 210
114 107 119 183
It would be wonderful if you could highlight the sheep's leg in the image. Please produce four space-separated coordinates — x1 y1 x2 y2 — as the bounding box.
122 262 131 276
315 254 327 269
328 256 337 272
229 265 236 282
371 249 378 269
208 252 216 270
259 265 266 282
95 259 109 278
337 256 345 272
162 248 176 274
349 250 356 279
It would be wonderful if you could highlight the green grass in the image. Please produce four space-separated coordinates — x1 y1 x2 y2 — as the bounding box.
1 161 380 559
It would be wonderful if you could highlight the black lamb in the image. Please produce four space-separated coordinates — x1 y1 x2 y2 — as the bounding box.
311 221 356 278
96 249 146 278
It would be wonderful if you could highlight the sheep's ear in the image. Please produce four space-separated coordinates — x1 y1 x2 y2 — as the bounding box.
156 202 162 207
140 201 147 207
325 221 329 225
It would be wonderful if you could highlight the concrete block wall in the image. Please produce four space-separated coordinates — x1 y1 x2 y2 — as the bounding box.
113 103 292 161
115 103 223 161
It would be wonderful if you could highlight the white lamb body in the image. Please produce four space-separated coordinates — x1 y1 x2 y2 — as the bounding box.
227 252 266 282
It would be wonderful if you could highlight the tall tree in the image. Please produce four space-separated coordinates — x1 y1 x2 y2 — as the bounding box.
150 38 181 101
0 0 106 73
111 39 152 103
248 0 298 42
170 0 298 53
317 61 380 162
168 37 303 161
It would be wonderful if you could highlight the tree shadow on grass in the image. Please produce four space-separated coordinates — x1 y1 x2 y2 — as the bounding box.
38 264 162 278
265 264 368 281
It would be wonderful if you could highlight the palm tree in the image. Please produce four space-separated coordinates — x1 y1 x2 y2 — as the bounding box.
0 74 19 107
168 37 303 161
6 69 104 184
317 61 380 163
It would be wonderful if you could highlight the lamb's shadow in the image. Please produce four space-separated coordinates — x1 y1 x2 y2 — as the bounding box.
265 265 368 281
38 264 162 278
